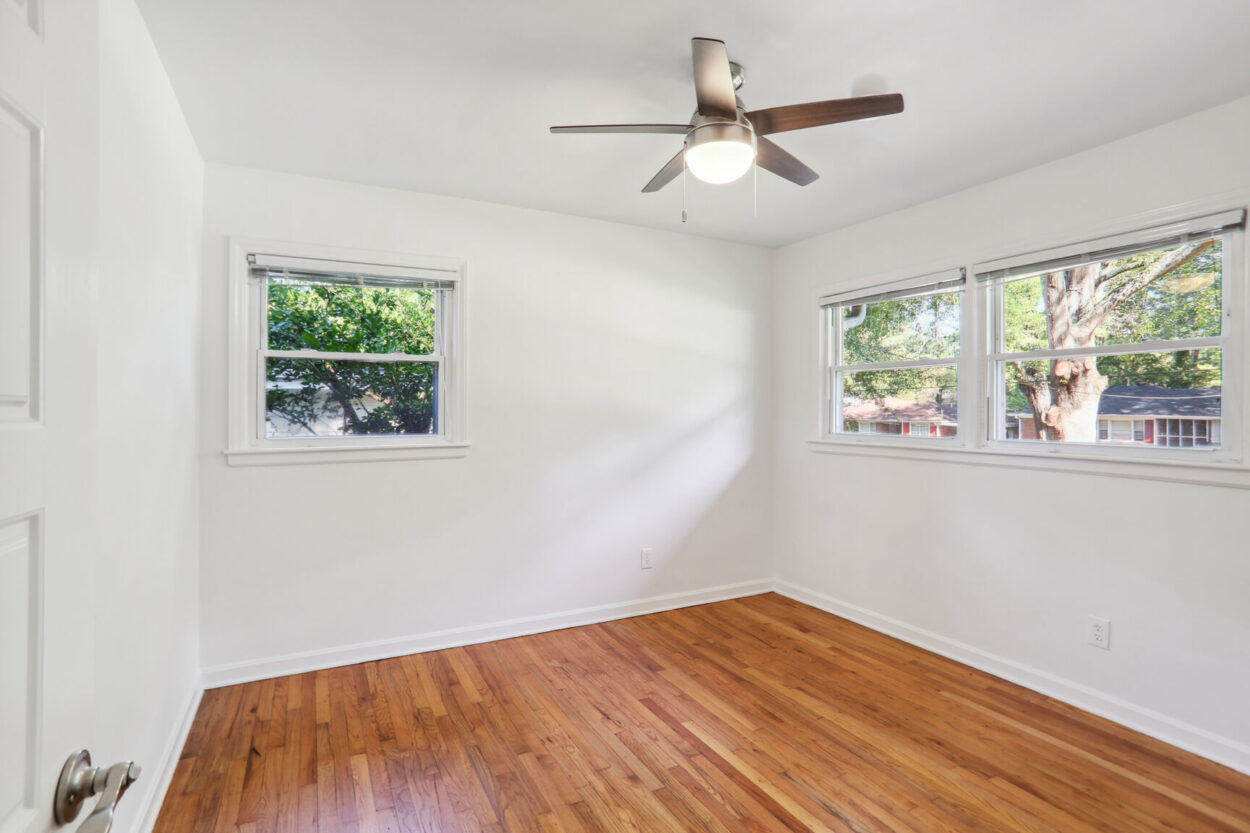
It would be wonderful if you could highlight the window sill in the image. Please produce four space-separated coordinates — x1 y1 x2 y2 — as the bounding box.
225 441 471 467
806 437 1250 490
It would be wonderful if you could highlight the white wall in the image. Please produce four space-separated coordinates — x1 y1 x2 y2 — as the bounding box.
198 166 773 679
771 96 1250 772
94 1 204 829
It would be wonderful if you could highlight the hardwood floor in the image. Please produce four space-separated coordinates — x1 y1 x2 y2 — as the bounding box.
153 594 1250 833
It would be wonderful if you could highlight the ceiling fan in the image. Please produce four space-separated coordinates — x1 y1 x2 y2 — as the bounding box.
550 37 904 192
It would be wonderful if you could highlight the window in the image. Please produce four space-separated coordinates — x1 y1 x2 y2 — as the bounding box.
1098 419 1147 443
822 269 964 439
983 212 1239 453
857 421 902 435
227 242 467 464
813 208 1247 480
1155 418 1220 448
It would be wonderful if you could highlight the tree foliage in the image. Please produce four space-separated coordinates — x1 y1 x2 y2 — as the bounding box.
841 292 960 404
265 280 439 436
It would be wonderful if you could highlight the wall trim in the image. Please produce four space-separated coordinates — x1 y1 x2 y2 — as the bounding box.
773 579 1250 777
134 683 202 833
200 579 774 688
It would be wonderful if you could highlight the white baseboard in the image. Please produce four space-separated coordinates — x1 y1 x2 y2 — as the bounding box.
132 683 202 833
773 579 1250 777
201 579 774 689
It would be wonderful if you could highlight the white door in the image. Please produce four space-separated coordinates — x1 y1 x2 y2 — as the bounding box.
1 3 101 833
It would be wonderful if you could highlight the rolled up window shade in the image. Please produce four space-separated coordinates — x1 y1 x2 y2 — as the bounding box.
248 253 457 290
974 209 1244 283
819 267 965 308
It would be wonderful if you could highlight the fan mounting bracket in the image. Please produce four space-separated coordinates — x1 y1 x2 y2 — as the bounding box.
729 61 745 90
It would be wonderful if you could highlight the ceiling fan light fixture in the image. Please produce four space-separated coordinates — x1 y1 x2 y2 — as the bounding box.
684 122 756 185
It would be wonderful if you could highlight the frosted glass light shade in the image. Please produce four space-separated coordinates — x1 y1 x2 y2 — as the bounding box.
684 123 756 185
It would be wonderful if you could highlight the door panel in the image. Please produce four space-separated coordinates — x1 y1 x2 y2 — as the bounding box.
0 94 41 423
0 516 38 828
0 4 97 833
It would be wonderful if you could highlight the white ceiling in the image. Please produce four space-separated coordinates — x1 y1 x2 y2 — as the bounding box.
136 0 1250 248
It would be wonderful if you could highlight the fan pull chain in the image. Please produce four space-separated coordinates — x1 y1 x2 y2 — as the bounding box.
681 155 688 223
752 158 757 217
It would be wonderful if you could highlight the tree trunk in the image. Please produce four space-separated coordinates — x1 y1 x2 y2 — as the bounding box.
1018 266 1105 440
1043 357 1106 441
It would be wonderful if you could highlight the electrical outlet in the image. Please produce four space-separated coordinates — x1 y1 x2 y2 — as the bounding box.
640 547 654 570
1086 615 1110 650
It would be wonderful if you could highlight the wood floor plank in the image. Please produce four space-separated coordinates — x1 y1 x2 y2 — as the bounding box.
154 594 1250 833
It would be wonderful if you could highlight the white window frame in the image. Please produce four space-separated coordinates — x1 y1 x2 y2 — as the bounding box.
808 201 1250 490
982 213 1241 465
819 268 967 447
225 238 469 466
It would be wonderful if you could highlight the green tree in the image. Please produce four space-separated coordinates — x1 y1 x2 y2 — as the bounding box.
266 279 438 436
1004 240 1220 441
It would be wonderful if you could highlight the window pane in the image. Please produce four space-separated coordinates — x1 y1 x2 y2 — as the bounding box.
267 277 438 355
841 291 960 365
1000 349 1220 447
840 366 958 436
265 358 437 438
1002 239 1222 353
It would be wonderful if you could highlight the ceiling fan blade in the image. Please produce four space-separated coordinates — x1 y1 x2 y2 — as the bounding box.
746 93 904 135
691 38 738 120
550 123 692 134
641 148 685 193
755 136 818 186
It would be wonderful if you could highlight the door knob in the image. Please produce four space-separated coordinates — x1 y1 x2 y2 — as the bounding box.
54 750 141 831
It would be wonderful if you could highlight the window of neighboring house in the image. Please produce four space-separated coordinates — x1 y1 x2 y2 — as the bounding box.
227 243 466 464
822 269 964 439
982 211 1241 454
1155 418 1220 448
908 421 932 437
1098 419 1146 443
855 422 902 434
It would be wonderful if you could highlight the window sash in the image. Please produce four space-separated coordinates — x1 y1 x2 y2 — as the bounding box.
988 353 1224 447
261 274 448 358
829 284 965 372
984 225 1231 447
254 262 453 445
825 277 964 438
255 355 444 443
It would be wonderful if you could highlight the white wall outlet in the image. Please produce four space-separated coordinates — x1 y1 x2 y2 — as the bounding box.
1086 615 1110 650
640 547 654 570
